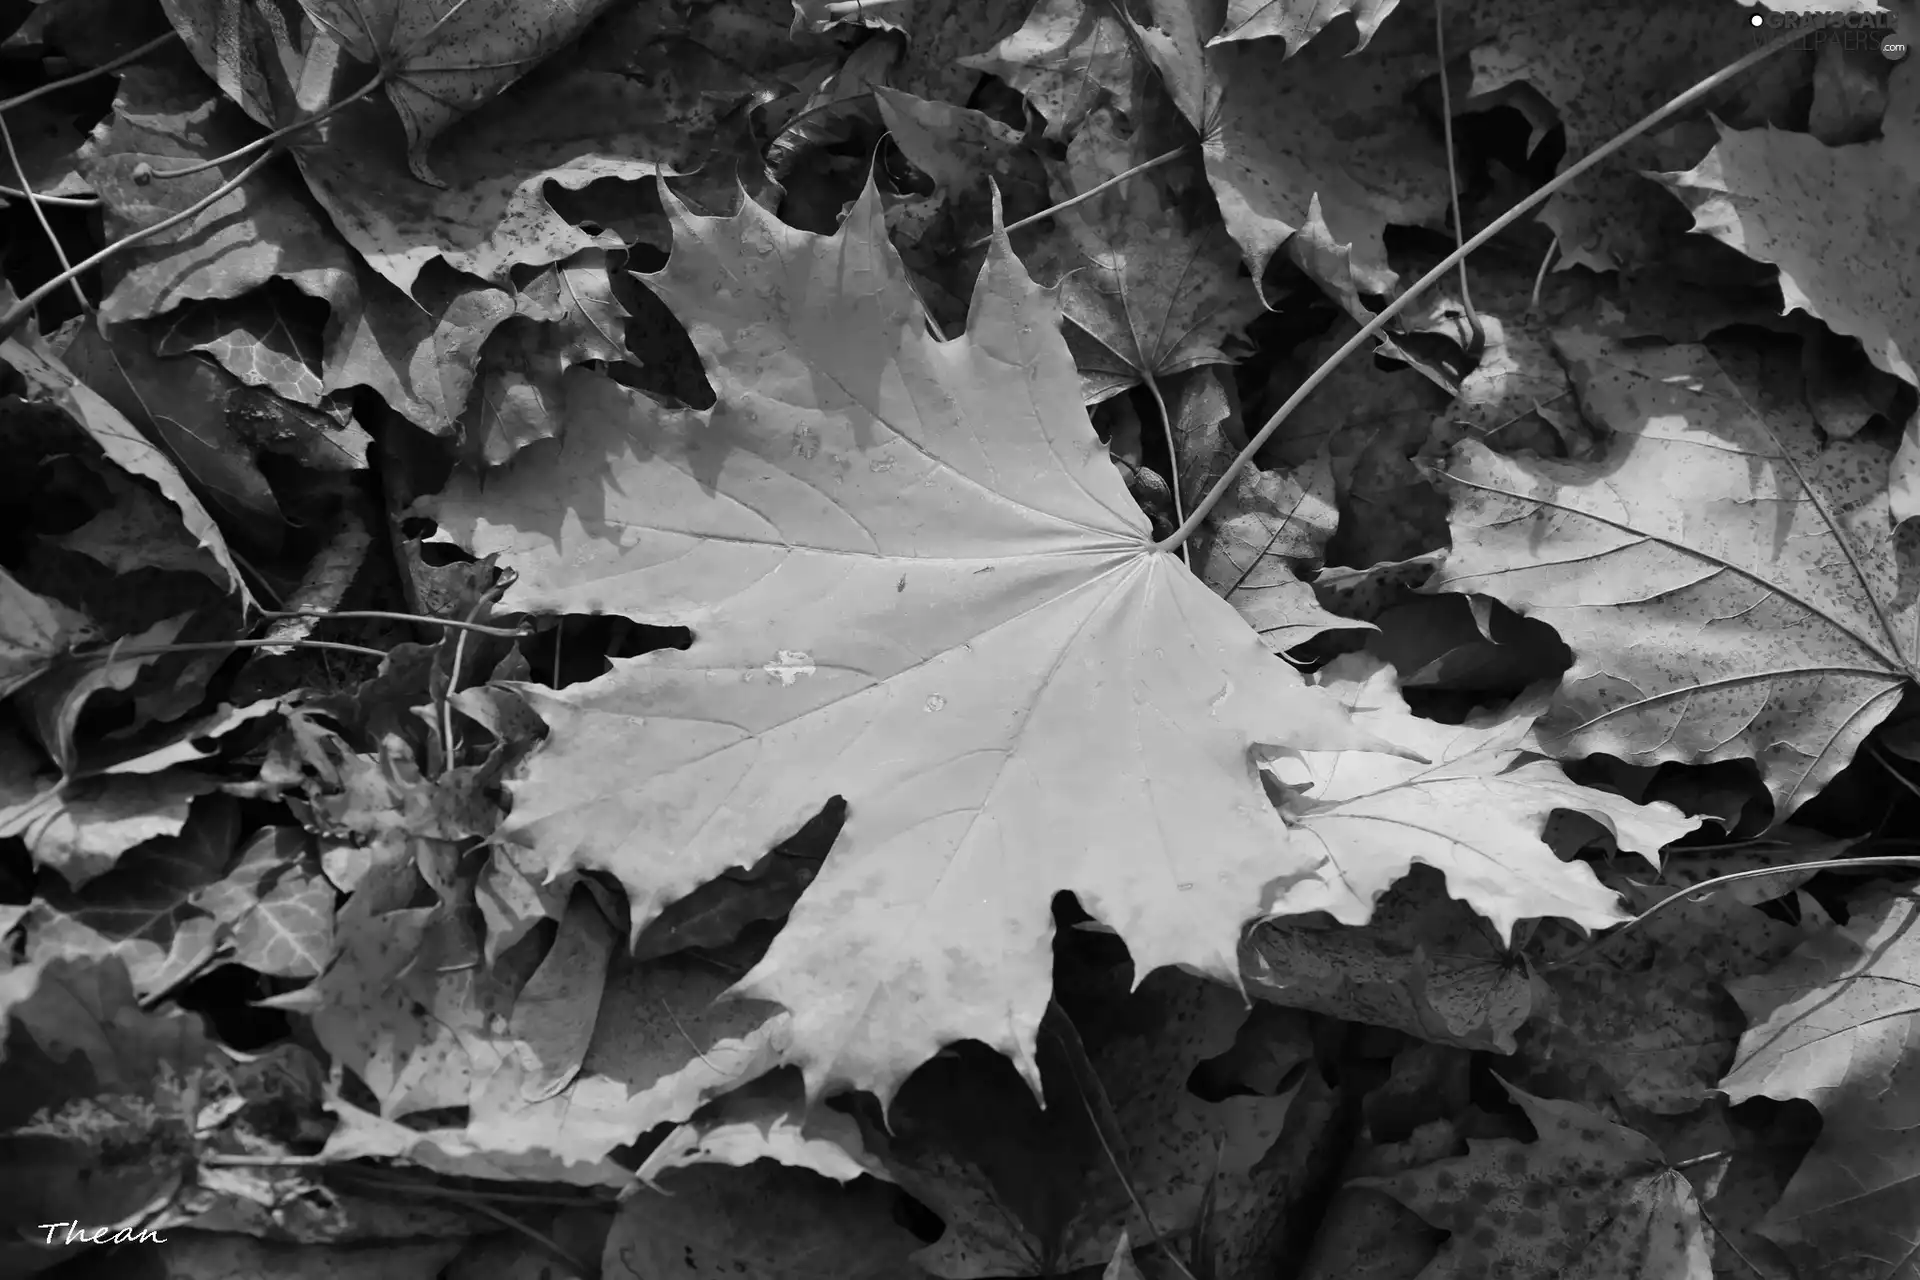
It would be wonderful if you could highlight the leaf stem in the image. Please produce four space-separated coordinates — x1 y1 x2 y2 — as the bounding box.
0 31 181 115
77 637 392 663
257 608 527 638
823 0 911 15
1141 370 1190 567
1156 28 1806 554
968 145 1187 250
0 145 282 343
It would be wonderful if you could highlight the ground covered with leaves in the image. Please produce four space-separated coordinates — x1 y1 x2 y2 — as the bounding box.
2 0 1918 1277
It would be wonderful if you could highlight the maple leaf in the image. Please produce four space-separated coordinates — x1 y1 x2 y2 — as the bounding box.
422 180 1411 1106
301 0 624 184
1244 867 1539 1054
879 968 1298 1277
1656 58 1920 519
1429 328 1920 819
1717 886 1920 1278
293 65 764 297
1210 0 1401 51
1139 0 1453 295
460 249 636 465
1360 1081 1713 1279
1458 0 1764 272
605 1161 925 1280
797 0 1033 105
960 0 1143 139
317 942 796 1186
1031 107 1263 406
1261 655 1698 939
1194 451 1360 650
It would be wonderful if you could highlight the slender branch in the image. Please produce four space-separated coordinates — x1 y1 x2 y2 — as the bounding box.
1141 370 1189 567
970 145 1188 250
75 637 392 663
0 186 100 207
0 145 282 343
0 112 88 313
1433 0 1480 355
0 31 180 116
1157 28 1805 553
823 0 911 16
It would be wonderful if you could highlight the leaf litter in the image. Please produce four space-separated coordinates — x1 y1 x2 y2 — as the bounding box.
0 0 1918 1275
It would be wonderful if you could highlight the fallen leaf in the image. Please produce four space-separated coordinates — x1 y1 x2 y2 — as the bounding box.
1262 654 1697 938
1244 867 1539 1054
961 0 1141 139
879 968 1298 1276
1032 106 1262 406
303 0 624 183
0 568 93 699
603 1160 923 1280
191 825 334 979
1656 58 1920 518
25 795 241 999
76 63 358 328
1360 1080 1713 1279
1210 0 1401 50
1140 0 1453 294
422 181 1408 1107
2 330 247 598
1427 328 1919 818
1718 885 1920 1278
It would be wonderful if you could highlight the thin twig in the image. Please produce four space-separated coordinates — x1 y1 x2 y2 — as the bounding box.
0 185 99 207
77 637 391 663
1433 0 1480 355
1157 28 1806 553
258 608 528 638
0 145 281 343
1528 236 1559 314
0 111 88 313
970 146 1188 250
439 586 503 776
0 31 180 115
1141 370 1189 567
823 0 911 15
1871 742 1920 802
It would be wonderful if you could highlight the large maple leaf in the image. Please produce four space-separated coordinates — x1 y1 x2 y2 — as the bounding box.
1428 328 1920 819
423 182 1409 1105
1657 55 1920 521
